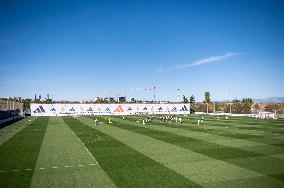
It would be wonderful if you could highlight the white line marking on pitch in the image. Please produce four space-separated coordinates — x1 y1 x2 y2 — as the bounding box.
0 162 98 173
70 130 99 164
0 136 12 146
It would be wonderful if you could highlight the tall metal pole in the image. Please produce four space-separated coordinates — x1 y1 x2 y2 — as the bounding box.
207 103 209 114
213 102 216 114
153 84 156 103
229 85 231 100
177 88 180 103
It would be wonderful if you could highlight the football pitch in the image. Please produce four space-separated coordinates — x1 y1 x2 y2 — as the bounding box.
0 115 284 187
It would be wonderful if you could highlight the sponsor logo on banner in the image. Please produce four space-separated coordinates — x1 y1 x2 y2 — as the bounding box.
87 107 93 112
31 103 190 116
180 105 188 111
114 105 124 112
69 107 75 112
33 105 46 113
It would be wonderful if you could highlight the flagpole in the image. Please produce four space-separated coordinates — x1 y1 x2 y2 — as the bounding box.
153 84 156 104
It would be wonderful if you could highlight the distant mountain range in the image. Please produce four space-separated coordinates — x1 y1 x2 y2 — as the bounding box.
253 97 284 103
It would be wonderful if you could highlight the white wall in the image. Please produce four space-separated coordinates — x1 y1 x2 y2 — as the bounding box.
31 103 190 116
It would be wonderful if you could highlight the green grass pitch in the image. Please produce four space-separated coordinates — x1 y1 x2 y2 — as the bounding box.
0 115 283 187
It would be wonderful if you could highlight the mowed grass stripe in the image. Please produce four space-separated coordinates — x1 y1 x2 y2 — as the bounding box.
103 116 262 161
155 118 264 140
80 117 260 186
63 116 201 188
182 115 284 129
0 117 49 188
0 117 37 145
109 116 284 178
181 117 268 135
152 115 282 140
177 116 284 143
205 175 284 188
122 116 284 156
156 116 284 151
31 117 115 188
126 115 283 148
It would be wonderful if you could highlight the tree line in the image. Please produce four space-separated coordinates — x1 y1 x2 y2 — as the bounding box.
182 92 282 114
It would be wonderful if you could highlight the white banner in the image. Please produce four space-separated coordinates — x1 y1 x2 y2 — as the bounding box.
31 103 190 116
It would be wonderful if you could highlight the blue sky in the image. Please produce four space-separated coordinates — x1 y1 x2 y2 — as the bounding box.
1 0 284 101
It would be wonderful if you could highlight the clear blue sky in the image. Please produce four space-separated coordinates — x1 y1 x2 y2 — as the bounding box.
1 0 284 101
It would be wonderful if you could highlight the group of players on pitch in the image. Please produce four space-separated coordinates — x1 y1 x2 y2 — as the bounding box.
93 115 184 126
135 115 183 125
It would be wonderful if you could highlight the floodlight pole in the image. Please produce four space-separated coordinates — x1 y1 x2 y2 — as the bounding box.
229 103 232 115
207 103 209 114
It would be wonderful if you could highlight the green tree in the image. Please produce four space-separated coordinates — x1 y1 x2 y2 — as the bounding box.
109 98 116 103
130 98 136 103
190 95 195 104
232 99 242 114
231 98 253 114
242 98 253 114
204 92 211 103
45 99 53 104
22 99 32 109
183 95 189 103
253 103 260 112
264 103 281 112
